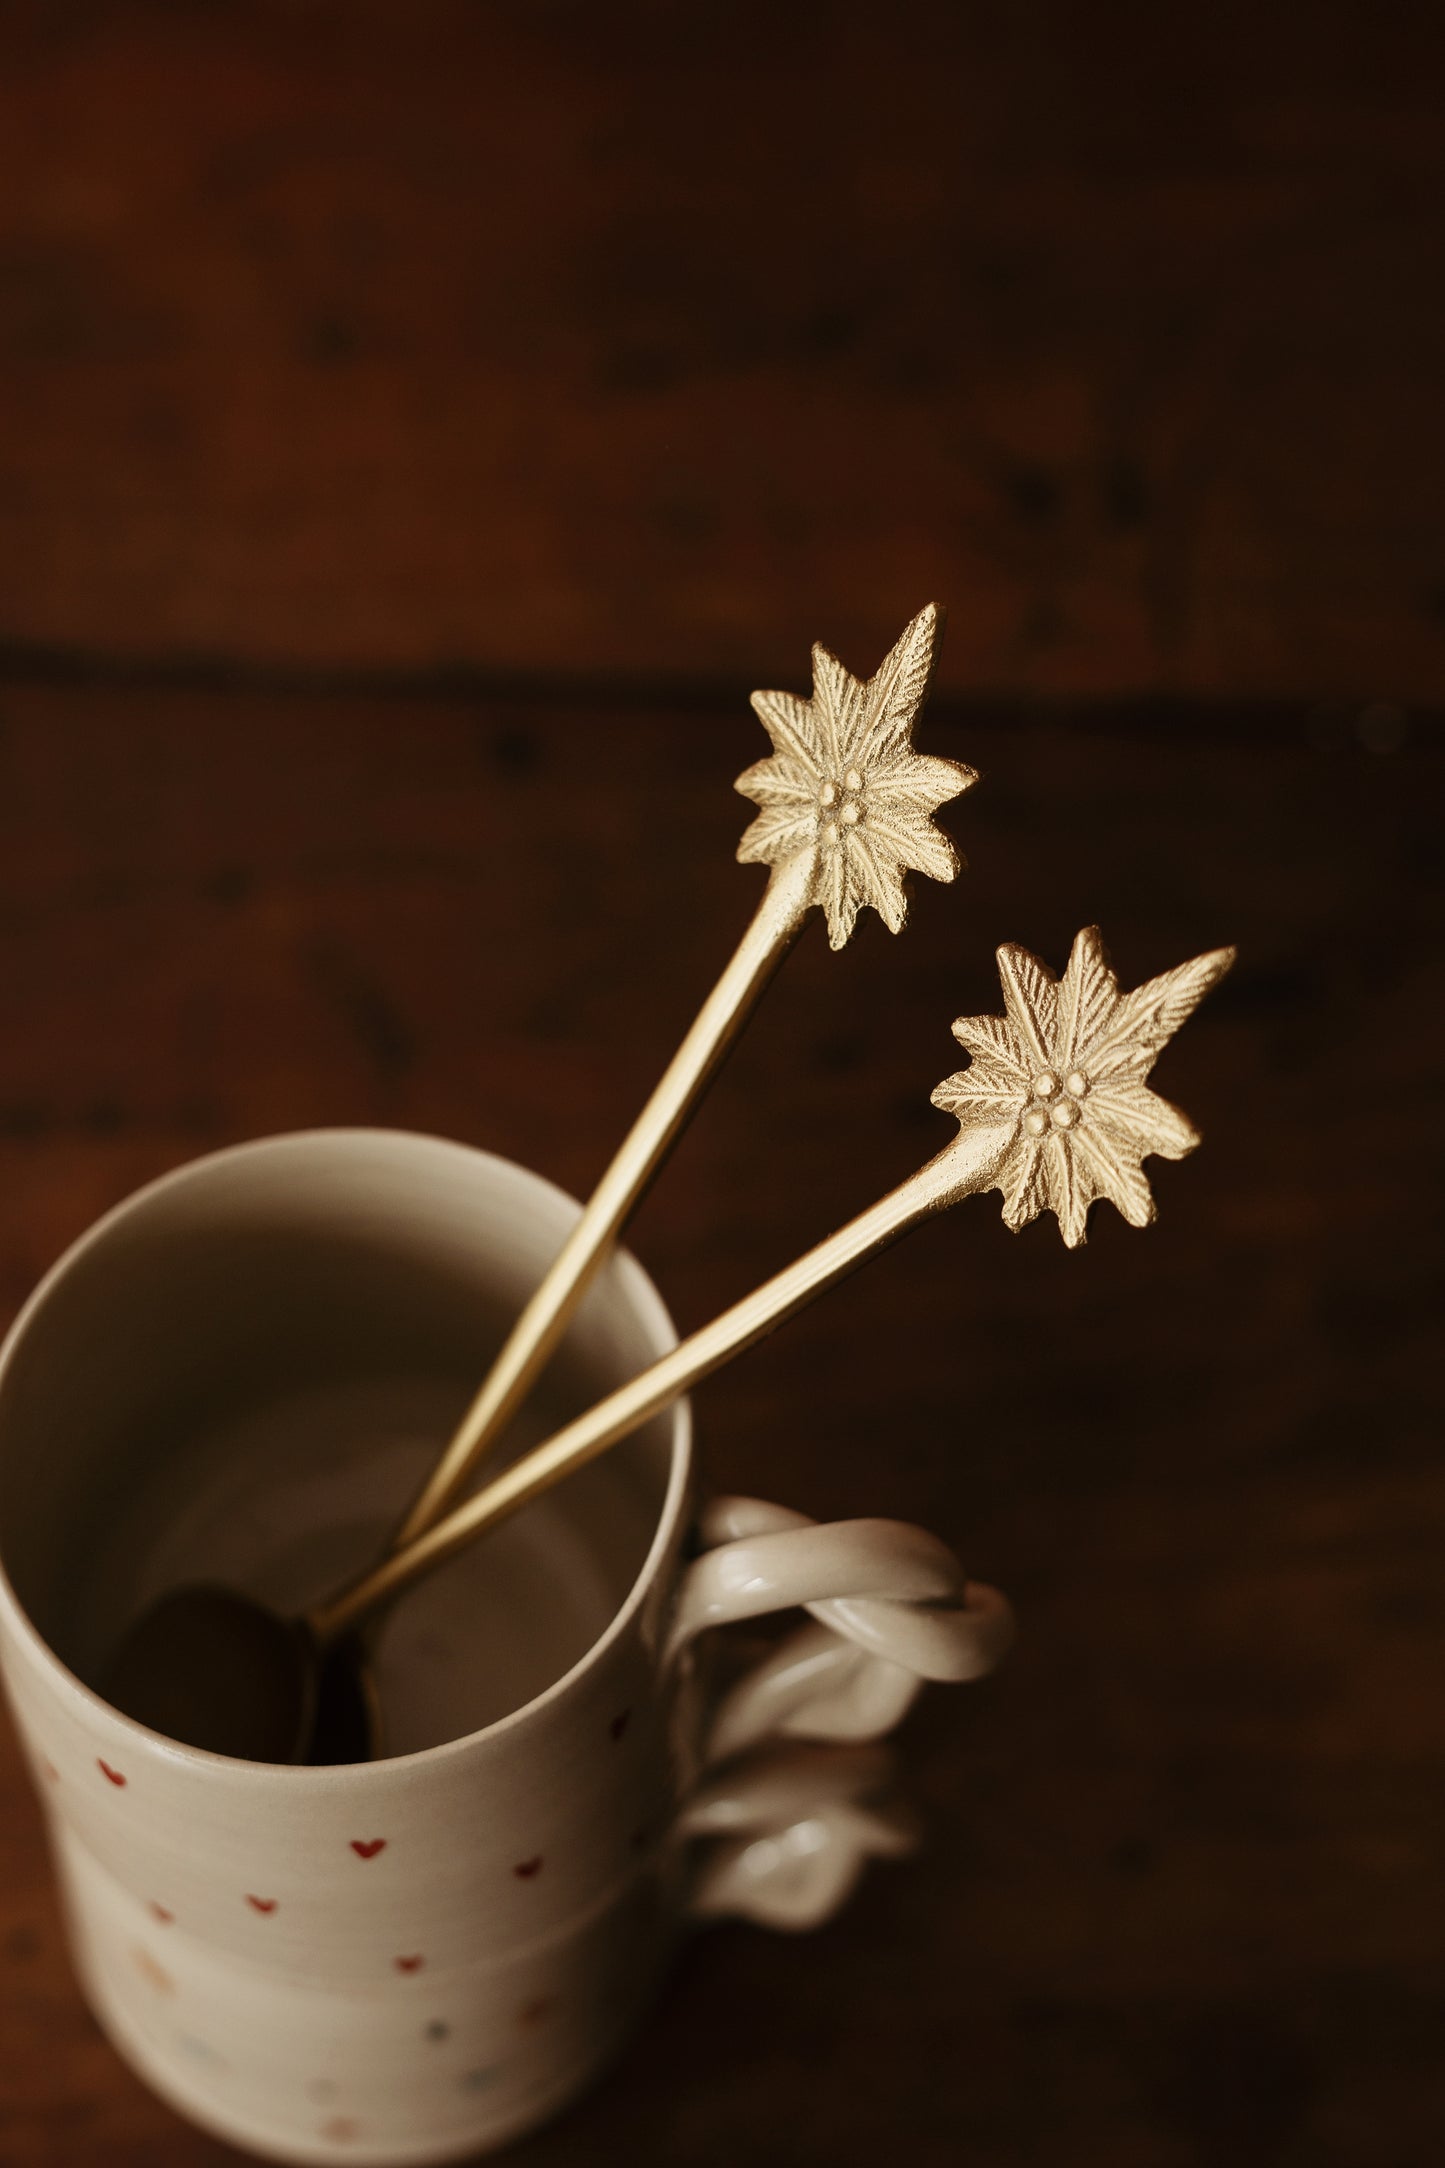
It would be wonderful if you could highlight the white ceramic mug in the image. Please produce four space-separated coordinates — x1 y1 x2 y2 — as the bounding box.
0 1131 1012 2165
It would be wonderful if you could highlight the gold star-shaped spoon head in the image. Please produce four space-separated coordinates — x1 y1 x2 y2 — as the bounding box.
735 603 976 949
932 927 1235 1247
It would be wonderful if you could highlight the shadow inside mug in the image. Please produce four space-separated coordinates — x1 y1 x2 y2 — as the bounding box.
0 1133 679 1759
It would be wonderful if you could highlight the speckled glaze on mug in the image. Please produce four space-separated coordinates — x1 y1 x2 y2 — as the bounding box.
0 1132 1011 2165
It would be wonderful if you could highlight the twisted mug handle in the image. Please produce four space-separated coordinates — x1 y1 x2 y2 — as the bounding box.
664 1496 1013 1932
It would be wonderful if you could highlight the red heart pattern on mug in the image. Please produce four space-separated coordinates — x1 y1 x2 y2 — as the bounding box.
69 1535 661 2104
132 1947 175 1995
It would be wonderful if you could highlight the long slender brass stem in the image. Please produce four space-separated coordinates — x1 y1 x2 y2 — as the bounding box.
390 851 817 1549
309 1119 1010 1647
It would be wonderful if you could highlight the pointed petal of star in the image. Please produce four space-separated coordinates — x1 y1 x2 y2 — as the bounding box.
809 643 862 768
995 944 1058 1068
747 687 822 773
1055 926 1124 1073
821 843 858 950
1071 1122 1157 1229
849 603 943 768
1045 1131 1094 1247
948 1010 1032 1078
1088 946 1236 1081
997 1135 1048 1231
1087 1080 1201 1161
736 803 819 866
733 755 817 809
847 828 909 934
931 1049 1026 1119
862 806 960 886
871 748 978 814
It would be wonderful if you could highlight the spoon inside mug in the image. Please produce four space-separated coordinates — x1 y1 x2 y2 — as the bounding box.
104 609 971 1760
100 924 1232 1764
102 1110 1009 1761
389 604 960 1545
103 1594 374 1764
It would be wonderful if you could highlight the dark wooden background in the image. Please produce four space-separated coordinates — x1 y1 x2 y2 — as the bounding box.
0 7 1441 2166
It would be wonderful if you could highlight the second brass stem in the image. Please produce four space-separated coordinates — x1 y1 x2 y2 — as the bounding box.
310 1119 1009 1647
391 850 816 1549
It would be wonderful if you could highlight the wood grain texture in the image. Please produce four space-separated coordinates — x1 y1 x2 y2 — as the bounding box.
1 2 1444 698
0 684 1439 2164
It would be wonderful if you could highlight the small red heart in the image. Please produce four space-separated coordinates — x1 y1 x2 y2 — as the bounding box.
246 1895 277 1915
394 1954 424 1974
41 1758 59 1784
513 1856 543 1880
149 1902 174 1925
97 1759 127 1787
609 1708 631 1743
349 1838 386 1860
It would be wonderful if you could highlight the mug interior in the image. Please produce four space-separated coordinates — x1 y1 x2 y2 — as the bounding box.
0 1131 685 1758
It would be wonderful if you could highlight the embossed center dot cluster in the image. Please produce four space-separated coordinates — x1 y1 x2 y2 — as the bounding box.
1022 1067 1089 1136
818 766 866 847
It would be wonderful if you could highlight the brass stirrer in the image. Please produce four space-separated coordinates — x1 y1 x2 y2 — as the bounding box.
105 607 976 1760
107 927 1233 1761
392 600 973 1547
312 928 1234 1641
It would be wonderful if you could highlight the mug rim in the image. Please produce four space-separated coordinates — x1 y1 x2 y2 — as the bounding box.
0 1127 694 1782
